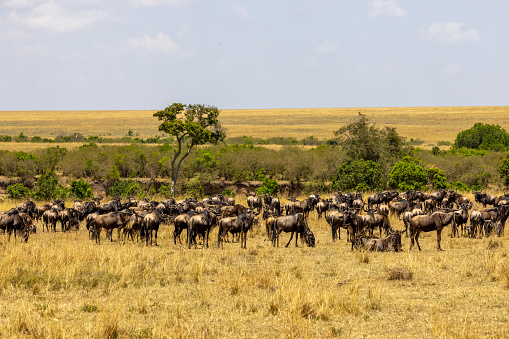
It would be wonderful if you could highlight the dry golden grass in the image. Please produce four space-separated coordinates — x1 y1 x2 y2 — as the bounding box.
1 195 509 337
1 106 508 150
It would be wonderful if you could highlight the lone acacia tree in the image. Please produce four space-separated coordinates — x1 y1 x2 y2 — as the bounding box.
154 103 225 195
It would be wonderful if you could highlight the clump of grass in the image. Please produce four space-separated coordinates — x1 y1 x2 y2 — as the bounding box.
487 239 502 250
82 304 99 313
357 251 369 264
385 267 413 281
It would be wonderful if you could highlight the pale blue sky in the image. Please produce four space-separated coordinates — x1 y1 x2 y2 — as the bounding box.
1 0 508 110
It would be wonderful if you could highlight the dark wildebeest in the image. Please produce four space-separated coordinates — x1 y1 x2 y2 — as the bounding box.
0 209 31 242
474 192 497 208
247 194 263 214
409 211 456 251
58 208 78 232
173 211 196 245
326 210 345 242
353 230 404 252
451 202 473 237
316 199 329 219
292 198 315 218
217 216 239 247
35 204 51 222
342 210 366 250
16 200 36 218
92 211 132 244
143 209 164 246
362 208 391 237
43 209 59 232
430 189 447 206
272 213 314 248
188 210 214 248
388 199 411 218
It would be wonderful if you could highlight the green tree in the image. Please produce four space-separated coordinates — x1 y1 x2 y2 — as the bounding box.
70 179 94 199
153 103 225 195
425 166 448 189
454 122 509 151
332 159 383 191
256 177 280 195
33 171 70 200
7 183 31 199
333 113 406 163
387 157 427 191
499 154 509 187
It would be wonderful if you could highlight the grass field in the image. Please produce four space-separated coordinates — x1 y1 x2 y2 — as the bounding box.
1 195 509 338
0 106 508 150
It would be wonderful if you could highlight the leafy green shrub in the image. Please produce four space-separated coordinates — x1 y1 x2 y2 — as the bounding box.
387 157 427 191
425 166 448 189
70 179 94 199
7 183 31 199
448 181 470 192
499 155 509 187
256 177 280 195
454 123 509 151
158 185 172 199
332 159 383 191
33 171 70 200
109 179 141 198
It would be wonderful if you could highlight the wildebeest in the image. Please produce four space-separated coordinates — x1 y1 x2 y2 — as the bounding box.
188 210 215 248
353 230 403 252
0 209 32 242
474 192 497 208
409 211 455 251
325 210 345 242
316 199 329 219
92 211 132 244
451 202 472 237
247 194 262 213
272 213 313 247
143 209 164 246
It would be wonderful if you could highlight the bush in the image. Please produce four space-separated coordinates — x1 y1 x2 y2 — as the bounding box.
332 159 383 191
7 183 31 199
109 179 142 198
448 181 470 192
70 179 94 199
454 123 509 151
425 166 448 189
256 177 280 196
33 171 60 200
387 157 427 191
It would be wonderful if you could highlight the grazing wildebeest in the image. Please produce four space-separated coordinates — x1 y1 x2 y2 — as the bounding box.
0 209 30 242
409 211 455 251
272 213 313 247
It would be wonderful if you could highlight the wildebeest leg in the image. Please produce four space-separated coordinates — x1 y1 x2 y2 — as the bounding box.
414 230 422 251
295 232 299 247
437 229 443 251
331 225 336 242
285 232 294 248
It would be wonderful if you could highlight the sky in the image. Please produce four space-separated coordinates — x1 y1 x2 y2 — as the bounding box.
1 0 508 110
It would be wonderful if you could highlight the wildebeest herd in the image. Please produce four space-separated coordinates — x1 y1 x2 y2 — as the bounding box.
1 189 508 252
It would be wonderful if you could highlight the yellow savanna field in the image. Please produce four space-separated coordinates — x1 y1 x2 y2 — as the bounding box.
1 107 509 337
0 106 508 149
1 194 509 338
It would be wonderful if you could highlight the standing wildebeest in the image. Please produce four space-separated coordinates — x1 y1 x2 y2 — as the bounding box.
474 192 497 208
43 210 59 232
173 211 195 245
188 210 214 248
58 208 78 232
430 189 447 206
409 211 456 251
92 211 131 244
451 202 472 237
292 198 315 217
217 216 239 247
143 209 164 246
0 209 30 242
272 213 313 247
326 210 345 241
247 194 263 213
35 204 51 222
388 199 411 218
362 208 391 237
316 199 329 219
16 200 36 218
342 210 365 250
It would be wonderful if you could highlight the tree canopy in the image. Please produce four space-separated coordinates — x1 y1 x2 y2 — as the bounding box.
153 103 225 195
453 122 509 151
333 113 406 163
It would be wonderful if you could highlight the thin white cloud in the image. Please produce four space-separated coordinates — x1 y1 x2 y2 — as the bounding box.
8 1 108 33
125 33 179 53
129 0 194 8
230 4 249 20
315 40 338 54
1 0 35 8
442 62 464 77
368 0 407 18
421 22 481 43
380 62 398 74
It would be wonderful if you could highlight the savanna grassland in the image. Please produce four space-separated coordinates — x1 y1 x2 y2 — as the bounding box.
1 106 509 150
1 195 509 338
